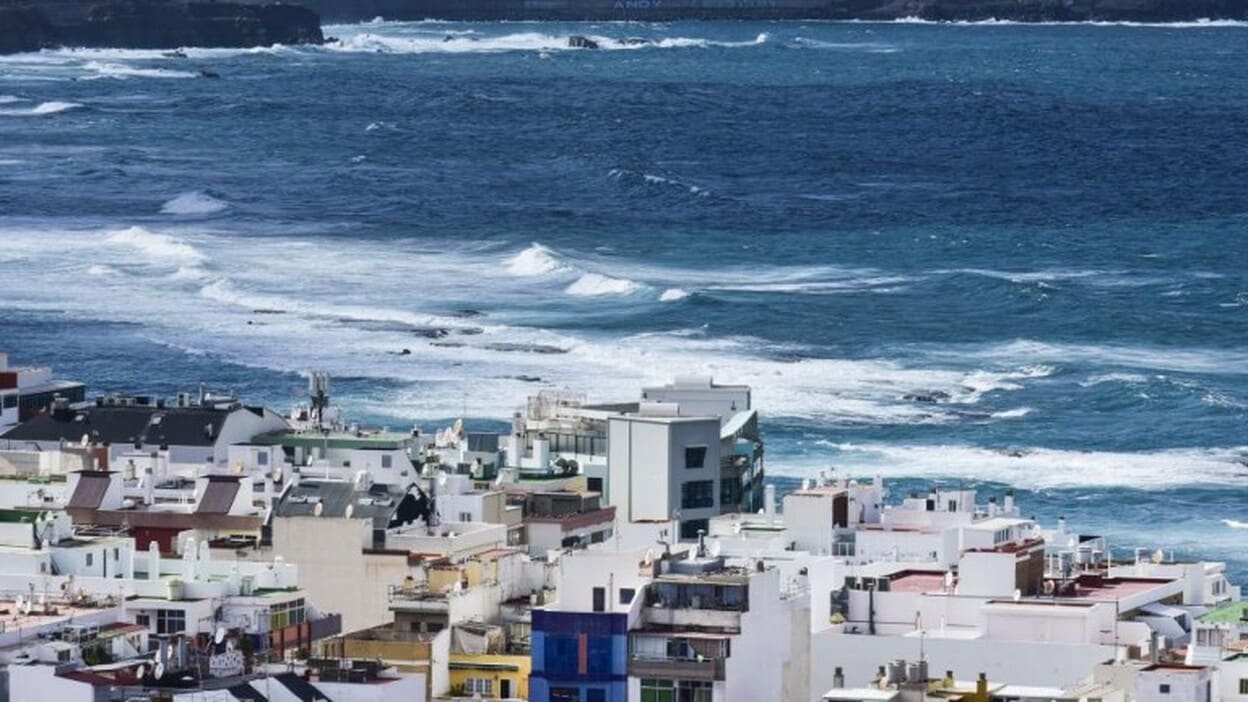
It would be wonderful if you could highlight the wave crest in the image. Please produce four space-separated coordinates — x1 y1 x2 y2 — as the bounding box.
161 191 229 216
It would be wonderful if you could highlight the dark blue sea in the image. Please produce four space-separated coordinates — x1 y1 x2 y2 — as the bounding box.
1 21 1246 577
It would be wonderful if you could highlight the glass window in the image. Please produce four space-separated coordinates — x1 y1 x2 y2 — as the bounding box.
156 609 186 635
1160 685 1171 694
677 680 713 702
86 553 93 567
587 690 607 702
684 446 707 469
1239 680 1248 696
269 598 306 631
257 452 268 466
544 635 580 676
679 519 709 540
620 588 636 605
592 587 605 612
382 454 393 469
550 687 579 702
642 679 675 702
465 678 493 695
680 481 714 510
720 478 741 506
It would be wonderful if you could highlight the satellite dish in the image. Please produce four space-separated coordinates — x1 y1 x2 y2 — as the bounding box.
708 540 722 558
642 549 655 566
1152 549 1165 564
313 501 323 517
154 661 165 680
80 434 90 448
214 626 226 645
437 471 448 488
136 664 146 680
344 503 354 519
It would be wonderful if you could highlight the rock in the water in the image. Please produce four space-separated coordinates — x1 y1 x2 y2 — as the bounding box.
0 0 324 55
567 35 599 49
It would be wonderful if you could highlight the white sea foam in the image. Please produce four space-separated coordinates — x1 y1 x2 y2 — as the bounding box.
790 441 1248 490
0 101 81 116
1223 520 1248 530
889 16 1248 28
0 95 22 104
1080 372 1150 387
86 264 118 277
932 340 1248 376
82 61 198 80
505 243 570 277
105 226 205 265
660 288 690 302
161 191 229 216
565 273 640 297
325 30 768 55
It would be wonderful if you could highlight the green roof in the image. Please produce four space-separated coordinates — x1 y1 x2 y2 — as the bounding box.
0 508 46 524
1199 602 1248 624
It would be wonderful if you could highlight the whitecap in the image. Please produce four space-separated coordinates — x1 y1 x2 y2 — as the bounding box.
86 264 118 277
82 61 198 80
161 191 228 216
565 273 640 297
660 288 690 302
105 226 205 265
0 101 81 117
794 441 1248 490
1223 519 1248 530
504 243 570 277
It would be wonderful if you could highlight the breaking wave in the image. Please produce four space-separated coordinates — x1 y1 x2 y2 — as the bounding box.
324 29 768 55
104 226 205 265
0 100 81 116
82 61 199 79
794 441 1248 490
565 273 640 297
161 191 229 216
504 243 570 277
660 288 690 302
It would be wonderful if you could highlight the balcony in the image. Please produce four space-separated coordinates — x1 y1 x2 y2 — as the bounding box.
642 607 741 632
628 656 726 682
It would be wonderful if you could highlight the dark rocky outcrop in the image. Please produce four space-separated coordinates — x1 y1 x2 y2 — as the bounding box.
0 0 323 55
264 0 1248 23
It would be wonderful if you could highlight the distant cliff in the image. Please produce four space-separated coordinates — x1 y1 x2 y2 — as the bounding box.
0 0 323 55
249 0 1248 23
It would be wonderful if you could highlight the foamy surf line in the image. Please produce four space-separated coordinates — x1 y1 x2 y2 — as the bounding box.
0 100 81 116
323 30 769 54
776 441 1248 490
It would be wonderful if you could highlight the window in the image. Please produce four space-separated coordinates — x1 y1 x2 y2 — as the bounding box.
85 553 93 567
459 512 472 522
381 454 393 469
590 530 606 544
720 478 741 506
680 481 714 510
268 598 306 631
550 688 579 702
592 586 605 612
135 613 150 629
642 679 675 702
113 548 120 561
1160 684 1171 694
156 609 186 635
464 678 493 695
587 477 604 493
679 519 709 540
1239 680 1248 696
257 452 268 466
587 690 607 702
684 446 707 469
620 588 636 605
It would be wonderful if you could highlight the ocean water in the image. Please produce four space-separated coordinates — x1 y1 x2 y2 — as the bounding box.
1 21 1246 577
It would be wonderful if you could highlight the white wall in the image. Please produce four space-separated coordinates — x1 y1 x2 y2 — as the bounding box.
8 664 96 702
317 674 427 702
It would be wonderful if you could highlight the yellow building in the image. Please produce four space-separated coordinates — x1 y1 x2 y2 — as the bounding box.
449 652 531 700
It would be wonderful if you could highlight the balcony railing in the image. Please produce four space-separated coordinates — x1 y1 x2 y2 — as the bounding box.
627 656 726 682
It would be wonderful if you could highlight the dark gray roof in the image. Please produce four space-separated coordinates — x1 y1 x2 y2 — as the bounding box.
466 432 499 452
196 475 241 515
274 673 325 702
67 471 111 510
272 479 425 530
229 684 268 702
0 404 235 447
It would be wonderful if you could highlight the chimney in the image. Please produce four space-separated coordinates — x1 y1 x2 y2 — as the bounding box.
833 667 844 689
976 673 988 699
1003 489 1015 514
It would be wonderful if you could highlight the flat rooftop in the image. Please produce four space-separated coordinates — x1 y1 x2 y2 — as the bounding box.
887 571 949 594
1059 577 1175 603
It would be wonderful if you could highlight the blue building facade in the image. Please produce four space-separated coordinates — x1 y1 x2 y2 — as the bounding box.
529 609 628 702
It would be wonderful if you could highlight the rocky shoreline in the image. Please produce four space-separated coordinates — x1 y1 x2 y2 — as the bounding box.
0 0 322 55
